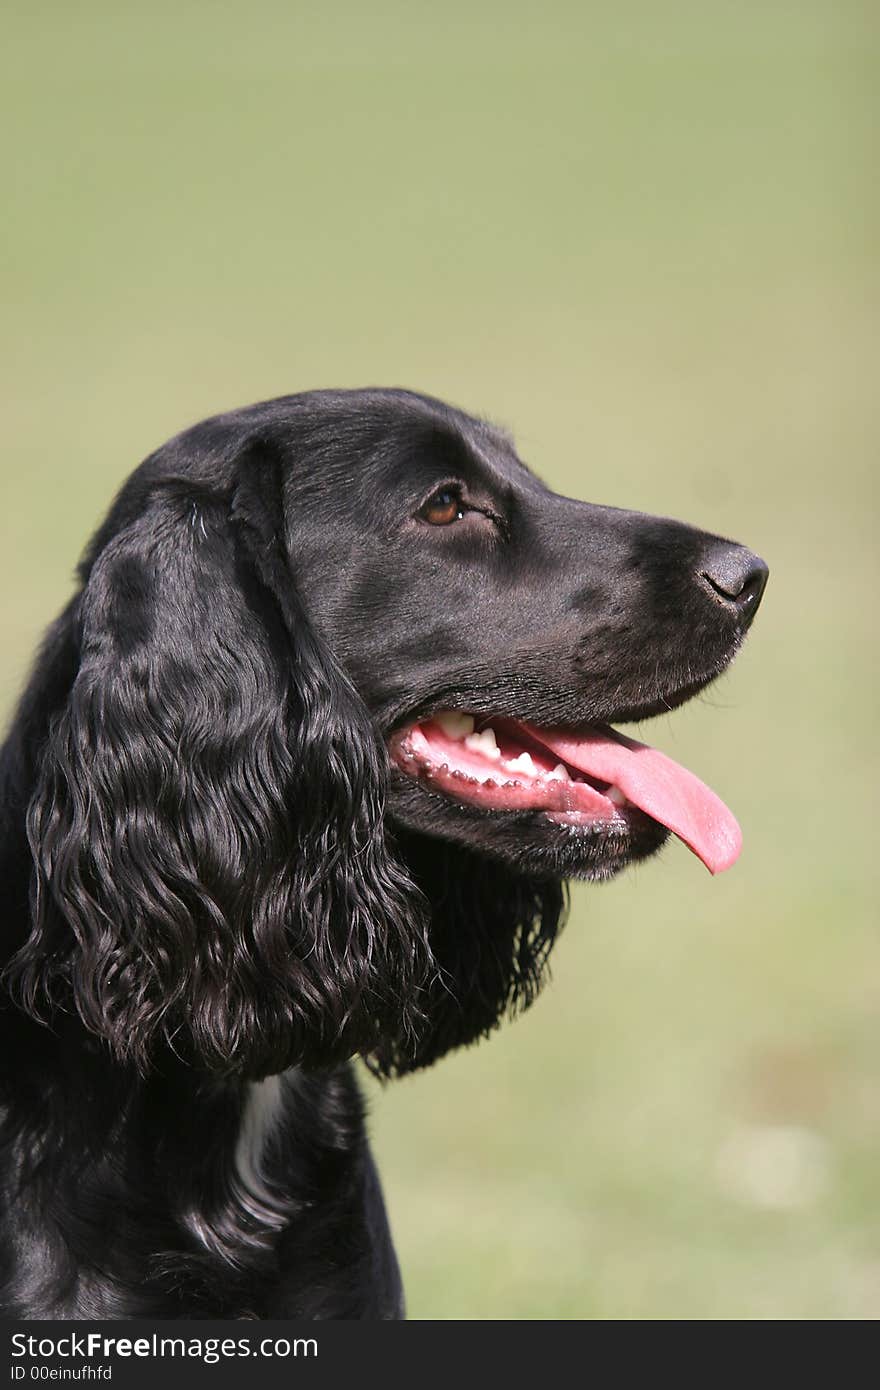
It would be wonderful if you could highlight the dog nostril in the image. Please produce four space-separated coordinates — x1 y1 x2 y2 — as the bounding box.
700 544 769 619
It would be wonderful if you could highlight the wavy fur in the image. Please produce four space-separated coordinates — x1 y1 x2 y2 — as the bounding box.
0 388 763 1316
7 443 434 1077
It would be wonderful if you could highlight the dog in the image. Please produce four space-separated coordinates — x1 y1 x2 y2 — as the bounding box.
0 389 767 1317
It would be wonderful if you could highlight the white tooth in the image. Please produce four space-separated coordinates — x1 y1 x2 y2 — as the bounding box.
506 752 537 776
548 763 571 781
436 711 475 740
464 727 501 761
607 785 627 806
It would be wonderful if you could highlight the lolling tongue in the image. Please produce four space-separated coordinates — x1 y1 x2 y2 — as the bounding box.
522 722 742 875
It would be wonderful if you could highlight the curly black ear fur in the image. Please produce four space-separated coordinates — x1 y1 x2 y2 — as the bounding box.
6 439 432 1076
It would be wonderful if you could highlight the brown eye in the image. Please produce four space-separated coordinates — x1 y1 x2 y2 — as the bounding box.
420 487 464 526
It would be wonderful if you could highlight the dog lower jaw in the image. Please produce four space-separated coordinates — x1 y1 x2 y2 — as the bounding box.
388 703 742 876
386 772 668 882
387 716 655 875
516 812 669 883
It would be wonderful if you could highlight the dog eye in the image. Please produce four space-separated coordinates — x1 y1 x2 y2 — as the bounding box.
419 487 465 526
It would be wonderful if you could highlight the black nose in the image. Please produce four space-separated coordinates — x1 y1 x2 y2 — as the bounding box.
700 543 769 622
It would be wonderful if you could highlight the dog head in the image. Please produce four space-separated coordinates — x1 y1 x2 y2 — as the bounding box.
8 390 767 1076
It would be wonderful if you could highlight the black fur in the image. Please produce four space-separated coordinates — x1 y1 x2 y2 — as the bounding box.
0 389 766 1317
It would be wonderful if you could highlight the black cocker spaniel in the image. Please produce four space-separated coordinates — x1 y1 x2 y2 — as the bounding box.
0 389 767 1318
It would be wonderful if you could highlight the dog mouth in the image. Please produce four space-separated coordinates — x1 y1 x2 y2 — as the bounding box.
389 711 741 875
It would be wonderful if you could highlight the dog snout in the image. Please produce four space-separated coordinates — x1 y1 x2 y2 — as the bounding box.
699 542 769 623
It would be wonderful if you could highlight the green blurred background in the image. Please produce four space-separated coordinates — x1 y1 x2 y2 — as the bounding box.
2 1 877 1318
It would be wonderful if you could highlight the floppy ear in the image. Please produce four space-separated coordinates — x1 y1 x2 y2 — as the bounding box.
8 441 432 1076
371 830 565 1076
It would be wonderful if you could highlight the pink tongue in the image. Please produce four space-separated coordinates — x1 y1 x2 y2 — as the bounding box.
523 723 742 875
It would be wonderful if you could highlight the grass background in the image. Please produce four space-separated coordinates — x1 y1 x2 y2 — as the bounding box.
2 1 877 1318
